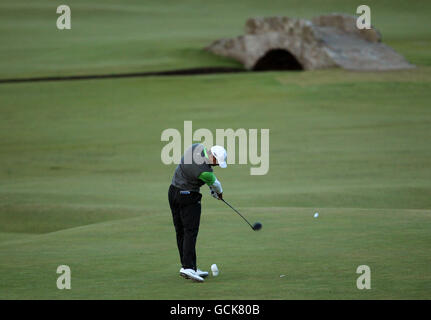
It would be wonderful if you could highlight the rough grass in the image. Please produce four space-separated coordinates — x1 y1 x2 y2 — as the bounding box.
0 0 430 79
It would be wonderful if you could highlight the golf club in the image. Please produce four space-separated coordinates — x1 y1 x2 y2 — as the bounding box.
221 199 262 231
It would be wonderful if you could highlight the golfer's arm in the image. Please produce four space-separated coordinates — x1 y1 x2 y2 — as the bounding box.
198 172 223 193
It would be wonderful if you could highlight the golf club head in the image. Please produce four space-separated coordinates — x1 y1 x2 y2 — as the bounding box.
252 222 262 231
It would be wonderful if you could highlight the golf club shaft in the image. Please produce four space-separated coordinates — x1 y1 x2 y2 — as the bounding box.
221 199 254 229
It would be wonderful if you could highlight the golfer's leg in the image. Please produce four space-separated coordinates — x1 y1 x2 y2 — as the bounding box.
172 210 185 266
180 195 202 271
168 185 184 266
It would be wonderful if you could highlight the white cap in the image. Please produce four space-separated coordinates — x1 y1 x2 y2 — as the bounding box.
210 145 227 168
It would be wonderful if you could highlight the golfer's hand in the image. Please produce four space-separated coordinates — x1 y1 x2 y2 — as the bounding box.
217 192 223 200
210 190 220 200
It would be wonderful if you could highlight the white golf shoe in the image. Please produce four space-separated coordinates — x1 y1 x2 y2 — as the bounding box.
180 268 204 282
196 269 209 278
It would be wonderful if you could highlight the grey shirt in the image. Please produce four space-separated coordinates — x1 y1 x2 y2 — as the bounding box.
171 143 213 192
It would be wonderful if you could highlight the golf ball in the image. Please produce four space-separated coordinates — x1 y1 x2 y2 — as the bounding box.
314 212 319 218
211 264 219 277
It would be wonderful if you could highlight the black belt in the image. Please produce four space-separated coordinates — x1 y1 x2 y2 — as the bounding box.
171 184 196 194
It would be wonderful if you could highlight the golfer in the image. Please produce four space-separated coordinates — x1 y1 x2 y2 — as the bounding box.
168 143 227 282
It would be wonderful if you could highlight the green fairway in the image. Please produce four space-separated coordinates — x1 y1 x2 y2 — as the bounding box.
1 69 431 299
1 0 431 79
1 0 431 299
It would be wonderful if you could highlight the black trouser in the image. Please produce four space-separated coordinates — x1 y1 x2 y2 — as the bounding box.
168 184 202 271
